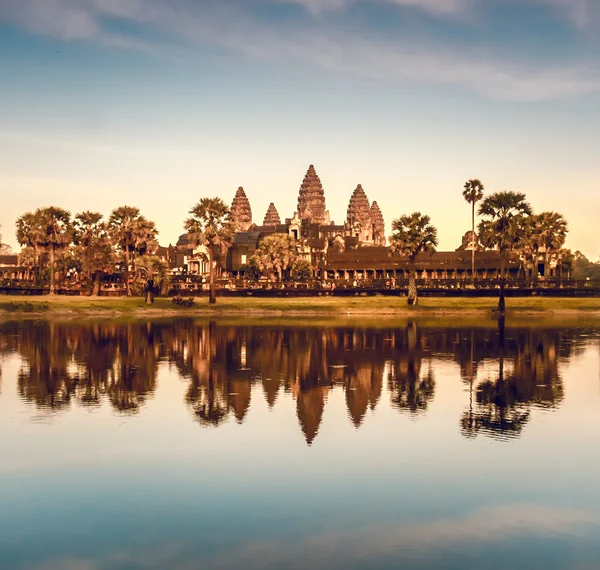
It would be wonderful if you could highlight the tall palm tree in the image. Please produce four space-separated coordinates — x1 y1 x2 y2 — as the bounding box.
35 207 73 294
462 179 484 280
389 212 438 306
534 212 568 281
478 191 532 312
185 197 236 304
108 206 157 296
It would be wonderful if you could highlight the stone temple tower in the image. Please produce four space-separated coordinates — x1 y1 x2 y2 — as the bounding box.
297 165 330 225
347 184 372 238
263 203 281 226
231 187 252 231
370 201 386 246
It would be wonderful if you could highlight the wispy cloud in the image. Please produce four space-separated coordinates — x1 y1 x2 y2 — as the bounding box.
0 0 598 100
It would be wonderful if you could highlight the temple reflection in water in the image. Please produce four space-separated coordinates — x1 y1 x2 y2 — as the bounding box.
0 319 593 444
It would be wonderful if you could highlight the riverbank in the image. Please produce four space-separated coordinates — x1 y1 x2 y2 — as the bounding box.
1 294 600 318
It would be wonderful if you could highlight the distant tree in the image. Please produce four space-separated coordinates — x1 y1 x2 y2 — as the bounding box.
108 206 158 296
478 191 532 312
0 224 12 254
35 207 73 294
533 212 568 279
292 258 312 281
462 179 484 279
572 251 600 281
73 211 114 295
16 211 44 282
253 233 298 282
389 212 438 306
134 255 170 301
185 197 236 304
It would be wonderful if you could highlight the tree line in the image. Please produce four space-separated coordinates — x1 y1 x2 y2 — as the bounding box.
13 206 163 296
5 182 577 309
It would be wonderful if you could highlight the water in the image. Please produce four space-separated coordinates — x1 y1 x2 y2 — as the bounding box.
1 318 599 570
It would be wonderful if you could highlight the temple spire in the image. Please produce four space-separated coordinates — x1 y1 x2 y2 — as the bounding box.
263 202 281 226
297 165 329 224
346 184 371 227
231 187 252 231
370 201 386 246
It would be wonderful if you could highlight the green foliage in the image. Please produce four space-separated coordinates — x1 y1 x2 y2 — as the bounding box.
185 198 237 254
0 224 11 254
389 212 438 262
134 255 170 295
477 191 532 255
462 179 484 206
246 256 261 281
185 197 236 304
172 296 195 307
73 211 115 293
572 251 600 281
108 206 158 296
253 233 298 281
108 206 157 259
292 258 312 281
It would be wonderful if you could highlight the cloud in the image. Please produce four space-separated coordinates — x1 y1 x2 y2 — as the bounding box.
0 0 598 100
269 0 471 16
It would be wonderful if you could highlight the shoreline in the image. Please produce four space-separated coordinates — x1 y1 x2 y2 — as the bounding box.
1 295 600 320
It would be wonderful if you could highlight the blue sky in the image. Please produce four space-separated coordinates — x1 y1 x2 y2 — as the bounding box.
0 0 599 256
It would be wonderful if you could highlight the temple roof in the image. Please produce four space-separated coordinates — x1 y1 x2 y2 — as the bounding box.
326 248 520 270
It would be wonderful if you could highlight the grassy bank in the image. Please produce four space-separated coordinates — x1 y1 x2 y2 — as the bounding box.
1 294 600 319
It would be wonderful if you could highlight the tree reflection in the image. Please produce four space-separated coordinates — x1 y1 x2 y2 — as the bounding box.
0 319 592 443
388 323 436 415
7 321 162 414
461 318 566 440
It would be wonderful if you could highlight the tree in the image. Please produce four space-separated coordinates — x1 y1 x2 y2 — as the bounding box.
533 212 568 280
185 197 236 304
478 191 532 312
16 211 44 282
292 258 312 281
571 251 600 281
389 212 438 306
73 211 114 295
134 255 170 302
35 207 73 294
462 179 484 280
108 206 158 296
0 224 12 254
253 233 298 282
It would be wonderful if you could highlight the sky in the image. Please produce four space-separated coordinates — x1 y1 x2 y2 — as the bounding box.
0 0 599 257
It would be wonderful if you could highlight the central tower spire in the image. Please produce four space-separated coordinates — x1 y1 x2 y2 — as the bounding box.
297 165 329 225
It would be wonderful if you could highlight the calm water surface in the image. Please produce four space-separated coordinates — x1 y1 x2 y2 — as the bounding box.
1 319 599 570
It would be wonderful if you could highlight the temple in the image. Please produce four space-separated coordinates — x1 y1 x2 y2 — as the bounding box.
146 164 570 284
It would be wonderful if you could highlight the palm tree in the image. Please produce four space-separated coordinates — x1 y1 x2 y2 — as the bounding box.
35 207 73 294
389 212 438 306
16 211 43 282
185 197 236 304
73 211 114 295
478 192 532 312
462 179 484 280
253 233 298 282
108 206 157 296
534 212 568 281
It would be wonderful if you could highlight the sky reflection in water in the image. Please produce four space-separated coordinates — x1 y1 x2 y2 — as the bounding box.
0 319 599 570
